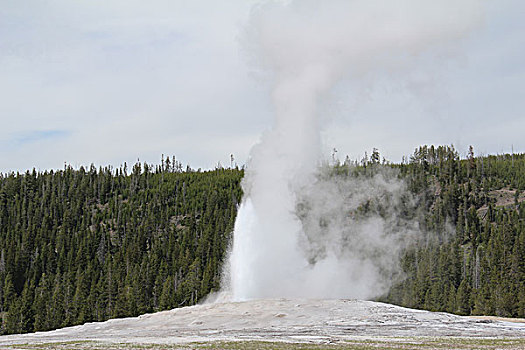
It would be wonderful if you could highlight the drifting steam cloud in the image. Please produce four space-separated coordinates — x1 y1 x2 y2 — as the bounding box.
225 0 483 301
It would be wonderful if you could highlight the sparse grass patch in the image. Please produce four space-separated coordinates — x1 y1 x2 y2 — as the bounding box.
3 338 525 350
5 340 96 349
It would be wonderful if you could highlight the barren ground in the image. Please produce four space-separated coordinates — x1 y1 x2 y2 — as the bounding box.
0 299 524 349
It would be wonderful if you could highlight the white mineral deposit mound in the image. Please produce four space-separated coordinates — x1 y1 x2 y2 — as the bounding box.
0 299 524 346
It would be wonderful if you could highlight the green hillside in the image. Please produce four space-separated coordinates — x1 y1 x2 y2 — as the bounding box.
0 145 523 335
0 162 243 334
387 146 524 317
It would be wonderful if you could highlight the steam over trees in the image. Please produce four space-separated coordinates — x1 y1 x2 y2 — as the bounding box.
385 146 525 317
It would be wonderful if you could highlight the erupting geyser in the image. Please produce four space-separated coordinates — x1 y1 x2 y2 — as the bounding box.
225 0 483 301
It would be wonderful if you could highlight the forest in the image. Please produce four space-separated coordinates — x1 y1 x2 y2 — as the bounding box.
0 146 523 334
386 146 524 317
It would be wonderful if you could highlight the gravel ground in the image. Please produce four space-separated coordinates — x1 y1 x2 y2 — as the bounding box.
0 299 524 349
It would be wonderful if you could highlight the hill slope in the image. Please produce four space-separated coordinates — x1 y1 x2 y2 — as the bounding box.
0 147 524 335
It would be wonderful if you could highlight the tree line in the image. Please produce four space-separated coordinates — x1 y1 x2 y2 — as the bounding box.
385 145 524 317
329 145 523 317
0 145 523 334
0 161 243 334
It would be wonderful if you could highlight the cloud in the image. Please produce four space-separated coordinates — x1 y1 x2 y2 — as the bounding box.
0 0 265 172
0 0 524 173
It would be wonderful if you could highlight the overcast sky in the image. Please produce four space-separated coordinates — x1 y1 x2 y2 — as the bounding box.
1 0 524 173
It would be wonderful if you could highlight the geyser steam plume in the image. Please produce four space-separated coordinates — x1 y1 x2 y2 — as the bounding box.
226 0 482 301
